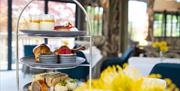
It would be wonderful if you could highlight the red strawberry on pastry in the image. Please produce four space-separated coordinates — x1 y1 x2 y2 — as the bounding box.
56 46 72 54
66 23 73 29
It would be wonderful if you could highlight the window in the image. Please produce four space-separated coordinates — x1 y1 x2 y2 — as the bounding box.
12 0 45 31
11 0 45 69
153 13 163 36
153 12 180 37
0 0 8 70
128 1 148 46
48 1 76 26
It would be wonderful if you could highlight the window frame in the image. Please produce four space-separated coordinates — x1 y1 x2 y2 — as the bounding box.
153 11 180 38
47 0 85 30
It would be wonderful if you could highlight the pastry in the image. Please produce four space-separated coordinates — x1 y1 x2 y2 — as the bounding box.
66 78 78 90
54 22 75 31
54 26 70 31
32 73 47 81
31 80 48 91
45 72 69 87
55 82 68 91
33 44 51 62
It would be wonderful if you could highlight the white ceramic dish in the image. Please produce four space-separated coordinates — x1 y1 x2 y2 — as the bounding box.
58 54 76 63
20 56 85 69
39 54 58 64
20 30 86 37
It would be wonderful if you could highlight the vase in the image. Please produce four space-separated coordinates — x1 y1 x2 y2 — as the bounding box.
159 51 164 62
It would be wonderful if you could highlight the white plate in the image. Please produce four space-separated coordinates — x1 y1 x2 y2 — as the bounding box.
20 56 85 69
20 30 86 37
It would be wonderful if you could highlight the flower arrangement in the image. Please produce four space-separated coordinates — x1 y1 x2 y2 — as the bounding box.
152 41 168 52
152 41 169 58
75 65 179 91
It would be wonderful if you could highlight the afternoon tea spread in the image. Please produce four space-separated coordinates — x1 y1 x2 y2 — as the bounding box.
19 13 88 90
16 1 92 91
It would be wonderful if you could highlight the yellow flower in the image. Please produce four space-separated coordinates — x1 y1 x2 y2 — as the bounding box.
159 41 168 52
160 46 168 52
142 86 165 91
152 42 160 48
111 74 133 91
74 83 88 91
123 63 128 69
148 74 162 78
75 65 179 91
165 78 172 85
159 41 167 47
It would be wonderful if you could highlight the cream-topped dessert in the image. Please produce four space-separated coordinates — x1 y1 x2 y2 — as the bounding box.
40 14 55 30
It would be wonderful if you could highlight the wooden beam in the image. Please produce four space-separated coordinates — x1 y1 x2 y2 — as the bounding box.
102 0 128 57
146 0 155 41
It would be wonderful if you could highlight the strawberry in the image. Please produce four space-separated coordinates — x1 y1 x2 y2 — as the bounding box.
57 46 72 54
66 22 74 29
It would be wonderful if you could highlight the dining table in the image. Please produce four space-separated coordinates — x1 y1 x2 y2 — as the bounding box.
128 57 180 76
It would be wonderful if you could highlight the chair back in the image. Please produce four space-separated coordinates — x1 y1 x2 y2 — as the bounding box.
100 47 135 72
23 45 45 74
24 45 36 56
150 63 180 88
59 51 89 80
100 57 122 72
121 47 135 63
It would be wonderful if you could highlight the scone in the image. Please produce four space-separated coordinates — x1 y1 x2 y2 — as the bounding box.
33 44 51 62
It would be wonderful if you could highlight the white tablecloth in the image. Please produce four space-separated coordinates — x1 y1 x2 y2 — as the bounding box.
128 57 180 76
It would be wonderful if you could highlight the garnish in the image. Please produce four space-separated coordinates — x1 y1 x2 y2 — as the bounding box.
69 79 76 83
57 81 67 86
